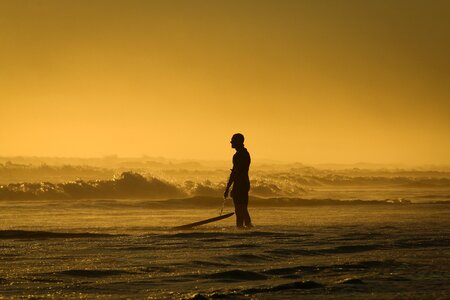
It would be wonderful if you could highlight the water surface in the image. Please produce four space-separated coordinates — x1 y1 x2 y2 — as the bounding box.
1 199 449 299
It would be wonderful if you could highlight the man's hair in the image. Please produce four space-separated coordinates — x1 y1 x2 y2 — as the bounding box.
232 133 245 145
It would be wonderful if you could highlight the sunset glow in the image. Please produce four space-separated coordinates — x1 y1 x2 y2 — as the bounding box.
1 1 449 163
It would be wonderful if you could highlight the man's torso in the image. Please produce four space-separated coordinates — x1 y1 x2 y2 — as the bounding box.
232 148 251 194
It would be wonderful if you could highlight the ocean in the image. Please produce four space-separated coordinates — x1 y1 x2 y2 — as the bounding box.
1 198 449 299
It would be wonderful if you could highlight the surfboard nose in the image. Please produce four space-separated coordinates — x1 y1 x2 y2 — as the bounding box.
171 212 235 230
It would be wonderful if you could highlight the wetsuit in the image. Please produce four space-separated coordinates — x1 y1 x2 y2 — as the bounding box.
228 147 251 227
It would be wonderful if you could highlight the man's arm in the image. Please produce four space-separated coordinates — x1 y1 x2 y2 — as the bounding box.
224 168 235 199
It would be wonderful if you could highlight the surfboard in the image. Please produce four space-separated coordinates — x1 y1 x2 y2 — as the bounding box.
172 212 234 230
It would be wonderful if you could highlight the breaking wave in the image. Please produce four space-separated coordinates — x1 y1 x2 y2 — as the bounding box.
1 168 449 201
0 172 185 200
0 171 306 200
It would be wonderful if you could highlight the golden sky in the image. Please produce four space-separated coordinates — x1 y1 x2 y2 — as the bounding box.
1 0 449 164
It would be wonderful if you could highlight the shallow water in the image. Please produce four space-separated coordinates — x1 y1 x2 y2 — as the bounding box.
1 199 449 299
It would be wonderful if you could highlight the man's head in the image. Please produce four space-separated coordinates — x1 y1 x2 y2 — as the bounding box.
230 133 245 149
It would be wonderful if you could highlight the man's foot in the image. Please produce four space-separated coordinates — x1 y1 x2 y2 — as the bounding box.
245 224 254 229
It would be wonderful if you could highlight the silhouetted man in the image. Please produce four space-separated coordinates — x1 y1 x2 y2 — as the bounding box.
224 133 252 228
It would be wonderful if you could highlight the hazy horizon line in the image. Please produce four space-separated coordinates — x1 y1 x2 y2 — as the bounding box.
1 155 449 168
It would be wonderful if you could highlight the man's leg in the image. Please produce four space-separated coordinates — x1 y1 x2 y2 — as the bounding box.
242 194 252 227
232 196 244 227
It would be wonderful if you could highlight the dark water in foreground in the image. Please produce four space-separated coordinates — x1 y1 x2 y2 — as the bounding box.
1 200 449 299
